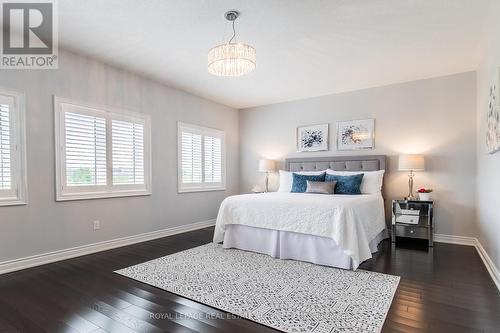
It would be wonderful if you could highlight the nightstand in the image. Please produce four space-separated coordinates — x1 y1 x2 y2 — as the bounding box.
392 199 434 247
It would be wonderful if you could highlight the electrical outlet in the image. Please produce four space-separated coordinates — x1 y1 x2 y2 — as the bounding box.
93 220 100 231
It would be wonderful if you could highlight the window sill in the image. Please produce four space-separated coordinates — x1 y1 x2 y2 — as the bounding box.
178 187 226 194
56 190 152 202
0 199 27 207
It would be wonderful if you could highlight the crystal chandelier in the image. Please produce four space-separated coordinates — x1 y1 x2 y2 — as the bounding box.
208 11 256 77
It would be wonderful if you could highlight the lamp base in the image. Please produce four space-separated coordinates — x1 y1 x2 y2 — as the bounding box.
264 172 269 192
407 171 415 200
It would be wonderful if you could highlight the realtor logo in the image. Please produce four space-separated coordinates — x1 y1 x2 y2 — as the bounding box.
1 0 58 69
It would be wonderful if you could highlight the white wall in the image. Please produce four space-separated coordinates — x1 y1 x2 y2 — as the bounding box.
476 3 500 270
239 72 477 236
0 49 239 262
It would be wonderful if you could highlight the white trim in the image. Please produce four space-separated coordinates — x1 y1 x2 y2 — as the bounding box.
54 190 153 201
178 187 226 193
433 233 477 246
0 219 215 275
475 240 500 291
54 96 152 201
0 87 28 206
434 233 500 291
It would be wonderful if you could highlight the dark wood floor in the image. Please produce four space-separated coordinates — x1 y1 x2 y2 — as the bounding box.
0 227 499 333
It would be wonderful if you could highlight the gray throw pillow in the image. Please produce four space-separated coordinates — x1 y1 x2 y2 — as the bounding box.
305 180 336 194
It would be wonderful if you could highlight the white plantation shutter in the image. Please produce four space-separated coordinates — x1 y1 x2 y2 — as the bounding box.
64 112 107 186
0 103 11 190
204 136 222 183
55 98 151 200
181 130 202 184
178 122 225 192
112 119 145 185
0 89 26 206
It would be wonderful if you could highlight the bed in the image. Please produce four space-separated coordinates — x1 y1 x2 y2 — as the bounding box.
213 155 388 270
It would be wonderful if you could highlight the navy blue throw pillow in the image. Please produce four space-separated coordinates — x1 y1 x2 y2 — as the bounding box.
291 173 326 193
325 174 364 195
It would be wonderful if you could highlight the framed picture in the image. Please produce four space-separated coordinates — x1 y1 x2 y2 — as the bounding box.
486 69 500 154
297 123 329 152
337 119 375 150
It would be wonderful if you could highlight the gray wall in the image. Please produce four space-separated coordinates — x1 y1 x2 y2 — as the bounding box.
239 72 477 237
0 48 485 264
476 3 500 270
0 49 239 262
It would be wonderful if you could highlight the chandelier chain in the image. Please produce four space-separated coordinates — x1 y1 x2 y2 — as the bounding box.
229 19 236 44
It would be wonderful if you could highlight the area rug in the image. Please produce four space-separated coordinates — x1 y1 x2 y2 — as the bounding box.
115 243 399 333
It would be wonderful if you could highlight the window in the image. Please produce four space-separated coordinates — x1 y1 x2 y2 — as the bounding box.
64 111 107 187
112 119 145 185
55 97 151 200
0 88 27 206
178 122 225 192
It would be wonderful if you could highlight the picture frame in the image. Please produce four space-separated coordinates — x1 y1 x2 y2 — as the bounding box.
486 68 500 154
297 123 329 152
336 119 375 150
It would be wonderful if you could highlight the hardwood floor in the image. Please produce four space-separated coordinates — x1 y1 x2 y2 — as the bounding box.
0 227 499 333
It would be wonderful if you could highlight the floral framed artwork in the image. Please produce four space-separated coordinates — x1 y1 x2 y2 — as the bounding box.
486 69 500 154
337 119 375 150
297 124 329 152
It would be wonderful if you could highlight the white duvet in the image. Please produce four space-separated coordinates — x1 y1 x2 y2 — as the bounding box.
213 192 386 269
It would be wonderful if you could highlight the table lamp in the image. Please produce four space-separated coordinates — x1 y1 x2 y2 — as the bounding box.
258 159 276 192
398 154 425 200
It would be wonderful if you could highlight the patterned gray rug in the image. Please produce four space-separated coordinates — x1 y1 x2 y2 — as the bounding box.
115 243 399 333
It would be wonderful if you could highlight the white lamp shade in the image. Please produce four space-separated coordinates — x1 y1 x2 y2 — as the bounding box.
398 154 425 171
258 159 276 172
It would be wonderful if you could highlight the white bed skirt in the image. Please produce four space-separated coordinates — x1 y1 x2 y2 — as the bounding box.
222 225 388 270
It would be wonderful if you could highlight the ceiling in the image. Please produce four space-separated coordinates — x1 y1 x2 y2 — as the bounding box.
59 0 492 109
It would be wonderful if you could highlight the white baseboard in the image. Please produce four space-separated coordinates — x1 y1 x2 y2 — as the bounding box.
474 240 500 291
0 219 215 275
434 233 500 291
433 233 477 246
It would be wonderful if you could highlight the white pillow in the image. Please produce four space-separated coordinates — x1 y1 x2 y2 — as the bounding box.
278 170 326 192
326 169 385 194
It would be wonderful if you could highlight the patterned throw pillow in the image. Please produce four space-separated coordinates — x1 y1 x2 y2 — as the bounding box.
305 180 336 194
325 174 364 195
291 173 326 193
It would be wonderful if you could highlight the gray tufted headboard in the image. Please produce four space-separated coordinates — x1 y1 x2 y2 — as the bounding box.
285 155 387 197
285 155 387 173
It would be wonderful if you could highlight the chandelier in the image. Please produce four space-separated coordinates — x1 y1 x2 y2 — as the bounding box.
208 11 256 77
